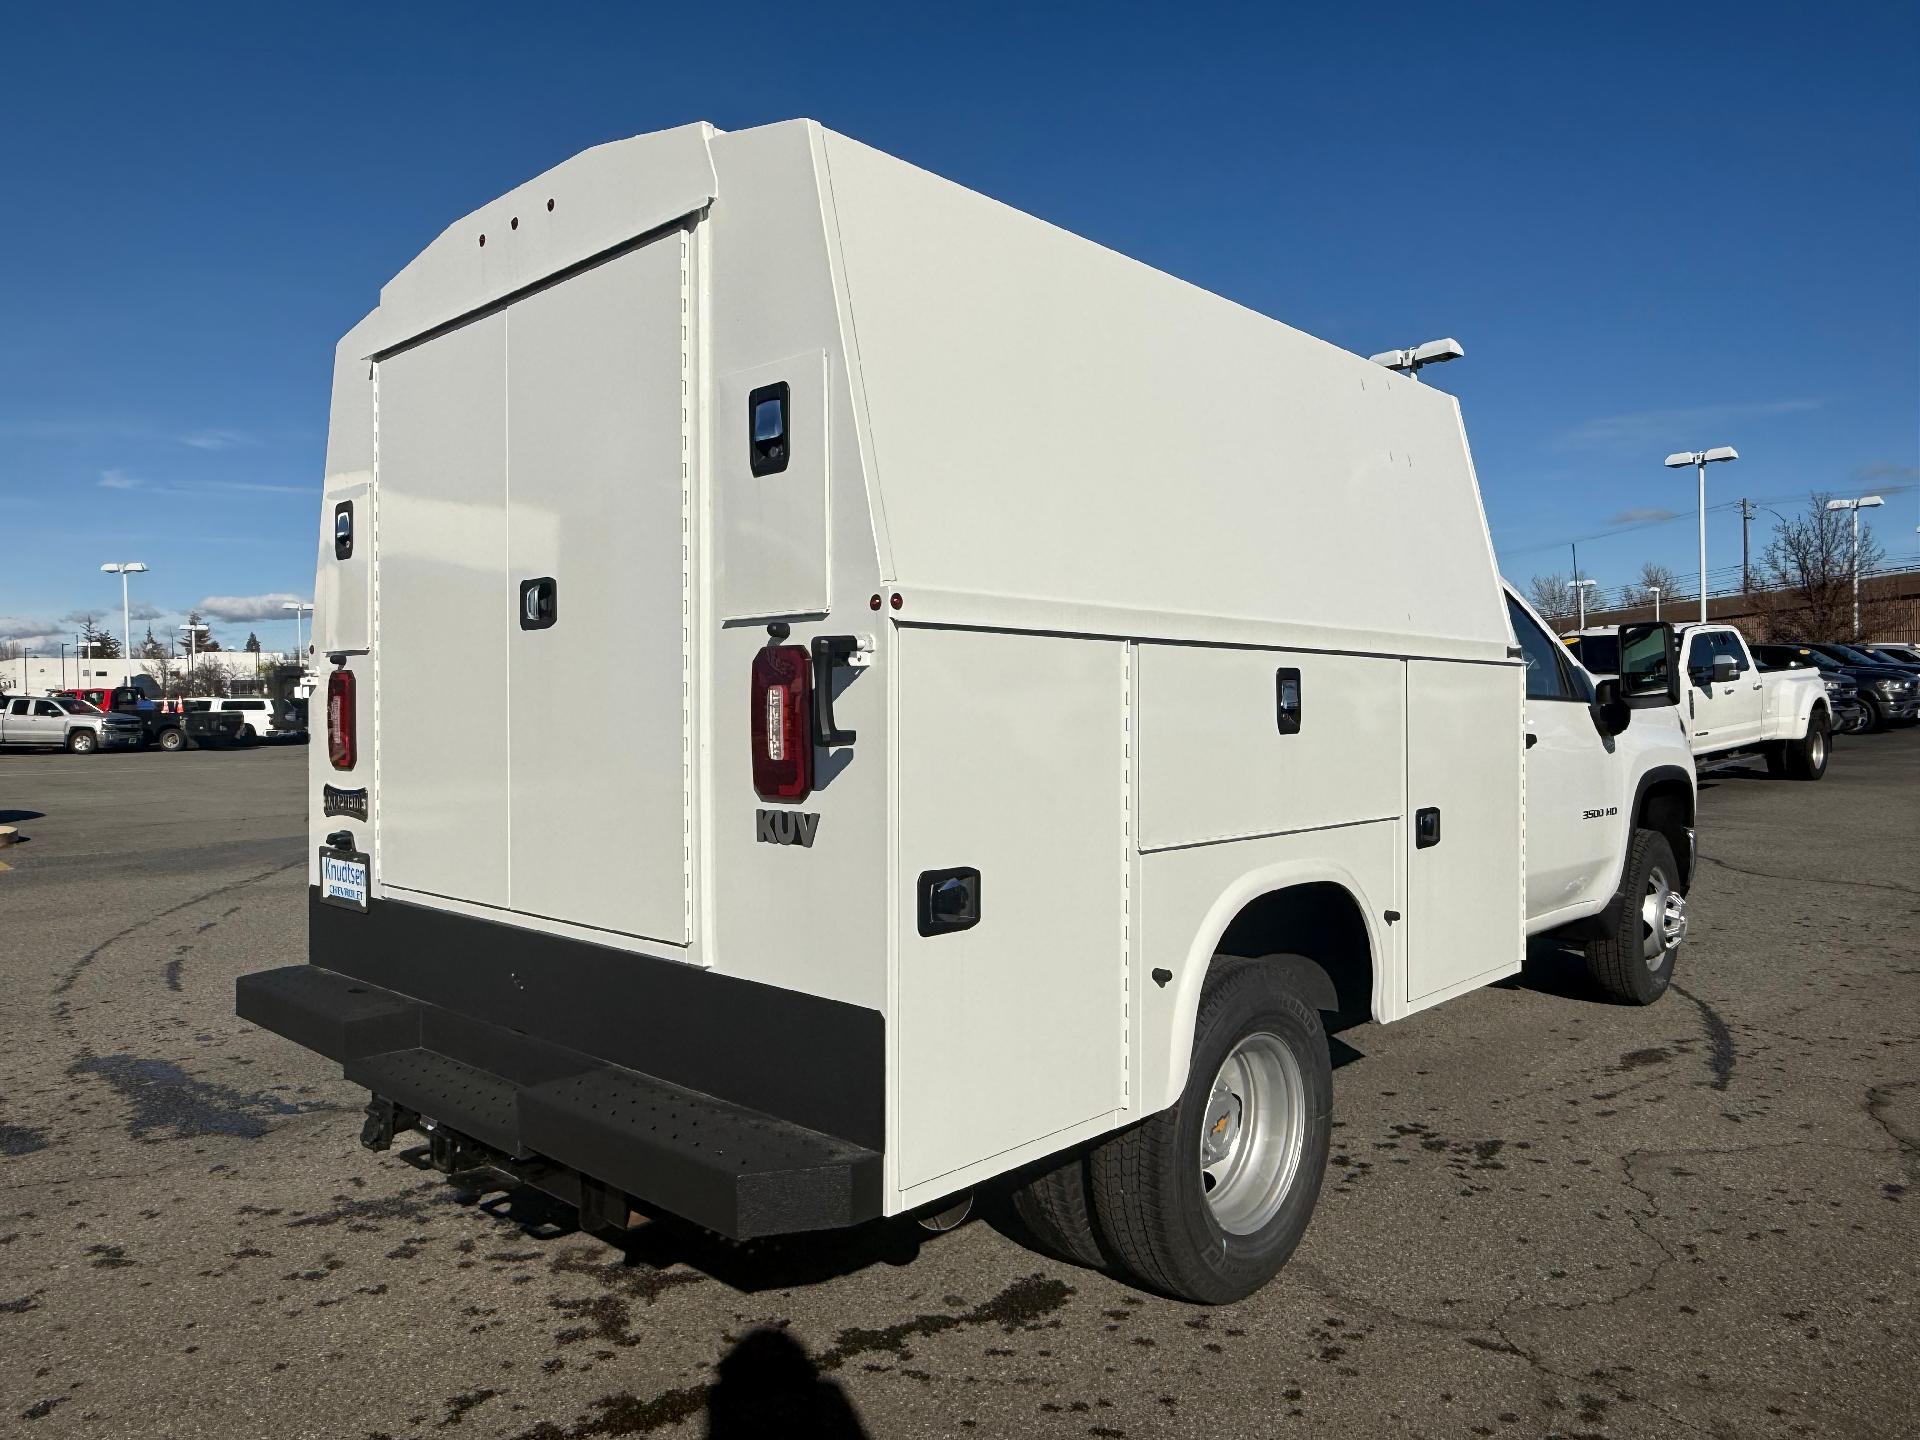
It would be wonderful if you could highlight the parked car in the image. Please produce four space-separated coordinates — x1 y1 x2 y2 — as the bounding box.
1751 645 1920 733
55 686 244 751
1860 642 1920 666
240 119 1699 1306
1802 641 1920 687
183 696 308 742
1564 622 1831 779
0 694 144 753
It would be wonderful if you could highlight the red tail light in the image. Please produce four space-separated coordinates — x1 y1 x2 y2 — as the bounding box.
750 645 812 800
327 668 357 770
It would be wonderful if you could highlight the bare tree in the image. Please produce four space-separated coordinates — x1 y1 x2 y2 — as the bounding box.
1525 572 1577 624
1752 492 1887 642
139 652 181 697
1635 561 1682 609
184 660 231 698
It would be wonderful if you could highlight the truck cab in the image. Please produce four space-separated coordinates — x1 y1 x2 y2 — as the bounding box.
1507 597 1693 934
1567 622 1831 779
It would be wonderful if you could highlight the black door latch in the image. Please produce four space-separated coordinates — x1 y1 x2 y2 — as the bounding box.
812 635 859 746
1415 807 1442 849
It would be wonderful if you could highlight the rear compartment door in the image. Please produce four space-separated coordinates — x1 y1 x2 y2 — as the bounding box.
505 237 692 943
375 232 694 943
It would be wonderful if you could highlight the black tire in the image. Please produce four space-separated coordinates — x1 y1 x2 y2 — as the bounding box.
67 729 98 754
1782 709 1830 780
157 727 185 752
240 724 257 741
1763 744 1788 777
1010 1152 1106 1270
1086 957 1332 1304
1857 693 1885 734
1584 829 1683 1005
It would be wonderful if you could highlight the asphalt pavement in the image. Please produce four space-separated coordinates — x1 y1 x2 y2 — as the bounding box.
1 733 1915 1439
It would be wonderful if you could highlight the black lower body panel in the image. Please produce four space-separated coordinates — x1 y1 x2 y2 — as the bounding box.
238 897 886 1239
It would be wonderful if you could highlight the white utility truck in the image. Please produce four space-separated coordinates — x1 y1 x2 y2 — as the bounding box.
239 120 1697 1303
1566 622 1831 780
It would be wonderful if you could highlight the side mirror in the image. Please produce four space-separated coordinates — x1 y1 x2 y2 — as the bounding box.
1590 678 1632 737
1711 656 1739 684
1618 622 1681 708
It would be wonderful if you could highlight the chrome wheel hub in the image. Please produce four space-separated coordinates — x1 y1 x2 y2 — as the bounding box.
1640 865 1687 969
1199 1032 1307 1236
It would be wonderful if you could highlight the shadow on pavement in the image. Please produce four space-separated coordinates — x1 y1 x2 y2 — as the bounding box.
707 1327 870 1439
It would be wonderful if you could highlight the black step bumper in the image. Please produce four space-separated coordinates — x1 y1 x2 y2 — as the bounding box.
237 963 882 1239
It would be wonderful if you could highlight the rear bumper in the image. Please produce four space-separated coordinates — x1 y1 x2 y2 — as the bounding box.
237 890 886 1238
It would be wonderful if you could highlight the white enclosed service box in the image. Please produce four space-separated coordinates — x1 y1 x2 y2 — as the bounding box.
240 120 1693 1303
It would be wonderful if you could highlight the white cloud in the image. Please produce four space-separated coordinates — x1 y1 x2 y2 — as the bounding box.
0 615 55 642
98 467 144 489
195 592 307 622
1558 397 1823 452
128 601 164 622
178 428 256 451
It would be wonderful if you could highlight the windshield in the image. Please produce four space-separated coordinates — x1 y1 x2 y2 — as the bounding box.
1565 634 1619 674
52 696 101 714
1835 643 1902 667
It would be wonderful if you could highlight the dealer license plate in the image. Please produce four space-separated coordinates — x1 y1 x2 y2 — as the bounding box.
319 850 369 911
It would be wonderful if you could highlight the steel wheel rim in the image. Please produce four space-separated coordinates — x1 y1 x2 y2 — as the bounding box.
1198 1032 1306 1235
1639 865 1686 969
1811 727 1826 767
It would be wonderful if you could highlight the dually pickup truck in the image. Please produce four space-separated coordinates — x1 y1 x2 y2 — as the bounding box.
1566 622 1830 779
0 693 145 752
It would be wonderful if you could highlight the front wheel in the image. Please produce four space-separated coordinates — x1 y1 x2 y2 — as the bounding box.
1584 829 1684 1005
67 730 98 754
1086 957 1331 1303
1781 710 1829 780
1858 693 1886 734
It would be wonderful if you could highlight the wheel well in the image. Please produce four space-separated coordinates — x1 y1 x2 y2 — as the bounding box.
1213 881 1374 1029
1637 778 1694 891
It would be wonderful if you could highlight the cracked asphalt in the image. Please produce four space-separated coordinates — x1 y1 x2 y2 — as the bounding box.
2 732 1915 1439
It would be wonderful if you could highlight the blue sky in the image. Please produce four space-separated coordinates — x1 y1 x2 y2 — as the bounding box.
2 2 1914 652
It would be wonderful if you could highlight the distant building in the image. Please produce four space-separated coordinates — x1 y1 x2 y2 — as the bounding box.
3 651 296 697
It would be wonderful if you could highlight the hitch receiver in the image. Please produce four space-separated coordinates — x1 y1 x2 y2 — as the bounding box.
359 1095 419 1153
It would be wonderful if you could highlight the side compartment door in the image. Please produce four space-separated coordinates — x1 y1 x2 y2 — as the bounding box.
1404 659 1524 1007
894 628 1126 1196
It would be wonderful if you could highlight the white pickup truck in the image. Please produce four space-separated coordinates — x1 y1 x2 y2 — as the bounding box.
1565 622 1830 780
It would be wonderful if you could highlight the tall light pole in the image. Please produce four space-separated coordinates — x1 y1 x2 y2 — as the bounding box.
1368 337 1465 383
1663 448 1739 623
1568 578 1598 630
100 562 149 679
281 601 313 668
178 622 207 693
1825 495 1885 637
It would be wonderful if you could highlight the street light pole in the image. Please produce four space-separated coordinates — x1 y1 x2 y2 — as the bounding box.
1825 496 1885 637
1663 448 1739 624
281 601 313 670
100 562 149 681
1649 586 1662 621
1568 578 1597 630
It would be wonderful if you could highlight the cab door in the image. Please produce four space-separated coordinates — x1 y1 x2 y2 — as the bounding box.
1505 597 1624 927
1685 630 1761 749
